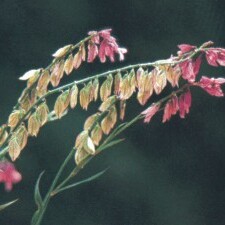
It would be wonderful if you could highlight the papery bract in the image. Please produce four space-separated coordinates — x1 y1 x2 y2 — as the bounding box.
162 95 179 122
141 103 160 123
87 43 98 62
177 44 196 54
197 76 225 97
205 48 225 67
179 89 192 118
179 55 202 82
0 161 22 191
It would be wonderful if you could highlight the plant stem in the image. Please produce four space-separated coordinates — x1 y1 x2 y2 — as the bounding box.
33 148 75 225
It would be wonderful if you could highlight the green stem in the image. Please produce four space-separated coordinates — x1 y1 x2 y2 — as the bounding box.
33 148 75 225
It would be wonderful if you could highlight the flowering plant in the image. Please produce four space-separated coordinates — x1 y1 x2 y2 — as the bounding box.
0 29 225 224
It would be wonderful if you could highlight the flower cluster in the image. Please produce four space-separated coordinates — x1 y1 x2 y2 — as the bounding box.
88 29 127 63
0 161 22 191
196 76 225 97
205 48 225 67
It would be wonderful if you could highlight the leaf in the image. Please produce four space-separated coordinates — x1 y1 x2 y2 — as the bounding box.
98 139 125 152
19 69 41 81
0 199 18 212
52 44 72 58
54 169 108 195
31 171 44 225
34 171 44 209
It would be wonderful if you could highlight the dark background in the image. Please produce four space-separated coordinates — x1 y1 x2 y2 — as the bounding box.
1 0 225 225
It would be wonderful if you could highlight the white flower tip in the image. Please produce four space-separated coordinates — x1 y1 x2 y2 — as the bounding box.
19 69 41 81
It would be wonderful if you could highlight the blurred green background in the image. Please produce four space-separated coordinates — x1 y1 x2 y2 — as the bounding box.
1 0 225 224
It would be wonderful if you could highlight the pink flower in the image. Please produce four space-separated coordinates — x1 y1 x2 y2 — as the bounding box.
179 55 202 82
0 161 22 191
196 76 225 97
205 48 225 67
87 29 127 63
141 103 160 123
179 89 192 118
162 95 179 122
87 43 98 62
177 44 196 55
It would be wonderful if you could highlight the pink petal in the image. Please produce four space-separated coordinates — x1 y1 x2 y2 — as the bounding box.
142 103 160 123
178 44 196 54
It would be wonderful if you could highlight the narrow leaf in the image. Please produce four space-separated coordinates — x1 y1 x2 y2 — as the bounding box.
54 169 108 195
0 199 18 212
31 171 44 224
98 139 125 152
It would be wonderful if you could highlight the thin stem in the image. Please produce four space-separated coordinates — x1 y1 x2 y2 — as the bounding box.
33 148 75 225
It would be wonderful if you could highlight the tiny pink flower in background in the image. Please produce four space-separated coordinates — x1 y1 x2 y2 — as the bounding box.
179 55 202 83
141 103 161 123
162 95 179 123
196 76 225 97
177 44 196 55
205 48 225 67
0 161 22 191
179 89 192 118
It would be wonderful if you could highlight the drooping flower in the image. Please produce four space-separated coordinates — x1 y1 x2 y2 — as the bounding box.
177 44 196 55
196 76 225 97
205 48 225 67
179 89 192 118
179 55 202 82
0 161 22 191
87 29 127 63
141 103 161 123
162 95 179 123
87 43 98 63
